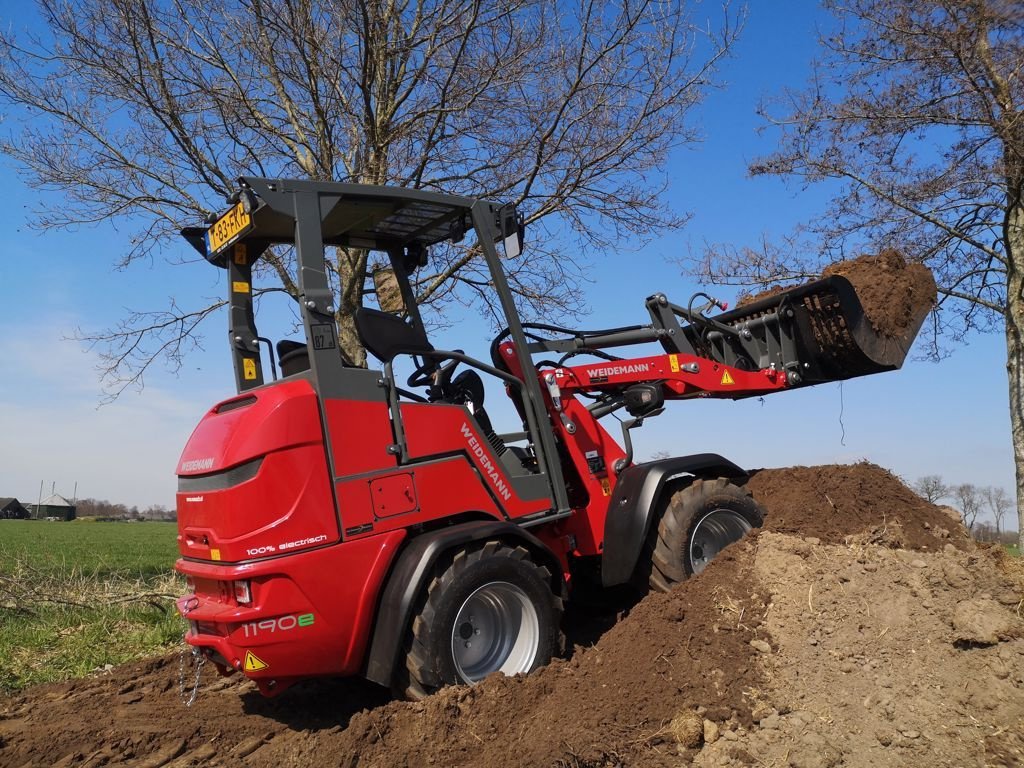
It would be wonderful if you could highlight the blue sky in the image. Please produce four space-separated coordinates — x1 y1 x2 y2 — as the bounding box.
0 3 1013 519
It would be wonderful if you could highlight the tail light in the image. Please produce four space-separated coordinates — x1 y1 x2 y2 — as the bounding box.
233 580 252 605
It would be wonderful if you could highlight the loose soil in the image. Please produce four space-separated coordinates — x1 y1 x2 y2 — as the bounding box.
737 250 936 339
2 464 1021 768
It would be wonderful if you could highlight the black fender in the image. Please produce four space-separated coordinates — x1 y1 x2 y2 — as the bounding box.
600 453 747 587
363 520 563 688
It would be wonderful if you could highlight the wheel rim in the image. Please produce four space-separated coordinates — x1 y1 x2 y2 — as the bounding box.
451 581 539 684
689 509 752 575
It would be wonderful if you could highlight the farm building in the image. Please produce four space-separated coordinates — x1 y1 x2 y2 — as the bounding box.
31 493 77 521
0 497 30 519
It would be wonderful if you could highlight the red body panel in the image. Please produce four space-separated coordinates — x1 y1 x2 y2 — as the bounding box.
176 380 338 563
400 402 552 519
177 529 405 693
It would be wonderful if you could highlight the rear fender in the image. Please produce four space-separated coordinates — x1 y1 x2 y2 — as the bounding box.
363 520 563 688
600 454 746 587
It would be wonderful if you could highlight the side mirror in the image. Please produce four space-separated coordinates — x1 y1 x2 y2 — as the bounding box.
402 243 429 273
496 204 525 259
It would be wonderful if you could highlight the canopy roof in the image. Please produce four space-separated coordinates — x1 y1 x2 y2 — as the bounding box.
182 178 485 262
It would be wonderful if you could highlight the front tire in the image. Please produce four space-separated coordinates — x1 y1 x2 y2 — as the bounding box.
398 541 562 699
649 478 764 592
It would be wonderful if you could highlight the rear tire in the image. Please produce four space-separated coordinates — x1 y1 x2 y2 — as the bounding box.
397 540 562 699
649 478 763 592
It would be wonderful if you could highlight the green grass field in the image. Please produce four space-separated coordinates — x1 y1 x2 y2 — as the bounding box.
0 520 185 693
0 519 179 578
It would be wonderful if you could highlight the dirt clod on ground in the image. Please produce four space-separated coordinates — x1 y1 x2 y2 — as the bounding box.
2 463 1022 768
736 249 936 339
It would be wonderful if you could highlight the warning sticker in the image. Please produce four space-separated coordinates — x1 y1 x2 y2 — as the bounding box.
669 354 679 373
600 478 612 497
210 548 221 561
720 370 735 386
233 243 247 265
244 651 269 671
243 358 257 380
232 280 250 294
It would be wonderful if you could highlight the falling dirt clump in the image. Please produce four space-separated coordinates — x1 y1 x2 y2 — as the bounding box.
747 462 970 551
735 249 936 340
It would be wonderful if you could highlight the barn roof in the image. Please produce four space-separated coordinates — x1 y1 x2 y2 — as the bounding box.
39 493 74 507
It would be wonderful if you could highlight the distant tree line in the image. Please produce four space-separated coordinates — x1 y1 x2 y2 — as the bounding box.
74 498 175 522
912 475 1014 542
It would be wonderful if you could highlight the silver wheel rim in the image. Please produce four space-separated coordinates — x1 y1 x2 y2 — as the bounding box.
451 581 539 684
690 509 752 575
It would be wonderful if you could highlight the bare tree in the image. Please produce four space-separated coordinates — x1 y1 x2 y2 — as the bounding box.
913 475 950 504
954 483 982 532
696 1 1024 550
983 485 1013 537
0 0 741 390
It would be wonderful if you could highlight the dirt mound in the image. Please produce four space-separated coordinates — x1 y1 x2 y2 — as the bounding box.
695 533 1024 768
737 249 936 339
748 462 970 551
1 463 1019 768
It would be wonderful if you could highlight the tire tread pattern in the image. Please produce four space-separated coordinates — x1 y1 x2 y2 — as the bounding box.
649 477 761 593
398 540 563 699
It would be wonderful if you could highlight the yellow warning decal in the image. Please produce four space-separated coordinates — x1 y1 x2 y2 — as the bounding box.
669 354 679 373
243 358 257 380
210 548 221 561
720 370 735 386
600 478 612 496
244 651 269 671
232 280 250 293
233 243 247 265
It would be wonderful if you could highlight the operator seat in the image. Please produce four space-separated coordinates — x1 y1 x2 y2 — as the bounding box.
354 307 433 362
277 339 310 377
356 307 516 463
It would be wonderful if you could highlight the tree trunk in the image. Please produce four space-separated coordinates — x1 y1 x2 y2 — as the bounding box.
334 247 369 368
1006 201 1024 552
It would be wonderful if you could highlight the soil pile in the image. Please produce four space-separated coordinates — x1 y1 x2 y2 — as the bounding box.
1 463 1021 768
737 250 936 339
748 462 969 550
695 534 1024 768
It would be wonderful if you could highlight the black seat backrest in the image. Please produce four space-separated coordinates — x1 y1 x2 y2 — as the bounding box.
355 307 433 362
277 339 310 377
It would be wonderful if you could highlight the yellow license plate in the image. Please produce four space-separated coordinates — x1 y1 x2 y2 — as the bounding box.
206 202 252 255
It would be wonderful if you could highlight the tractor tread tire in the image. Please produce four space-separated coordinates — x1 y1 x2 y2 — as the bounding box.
648 477 763 593
397 540 563 700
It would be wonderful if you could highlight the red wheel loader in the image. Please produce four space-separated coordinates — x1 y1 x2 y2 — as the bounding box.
175 178 932 697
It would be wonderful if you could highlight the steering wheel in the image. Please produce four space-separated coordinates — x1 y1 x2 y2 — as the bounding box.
407 354 461 397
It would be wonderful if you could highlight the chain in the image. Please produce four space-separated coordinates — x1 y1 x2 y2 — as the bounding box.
177 597 205 708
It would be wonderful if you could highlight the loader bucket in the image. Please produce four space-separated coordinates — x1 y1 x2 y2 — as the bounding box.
699 274 935 391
